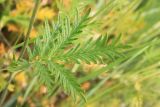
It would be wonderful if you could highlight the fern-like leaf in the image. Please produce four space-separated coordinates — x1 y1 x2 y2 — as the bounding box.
55 35 124 64
25 9 92 100
19 8 124 101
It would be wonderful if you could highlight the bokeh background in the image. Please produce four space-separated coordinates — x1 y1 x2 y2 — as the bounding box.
0 0 160 107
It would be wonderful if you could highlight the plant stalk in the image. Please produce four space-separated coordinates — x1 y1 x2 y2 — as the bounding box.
0 72 17 106
18 0 40 60
0 0 40 106
21 76 38 106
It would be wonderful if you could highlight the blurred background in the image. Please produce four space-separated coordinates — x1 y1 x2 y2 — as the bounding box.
0 0 160 107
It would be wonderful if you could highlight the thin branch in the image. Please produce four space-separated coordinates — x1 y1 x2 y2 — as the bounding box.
0 31 11 47
18 0 41 60
0 72 18 106
0 0 41 106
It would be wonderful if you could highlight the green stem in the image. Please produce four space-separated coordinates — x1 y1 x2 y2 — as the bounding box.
18 0 40 60
21 76 38 106
0 31 11 47
0 1 40 106
0 72 17 106
71 64 79 73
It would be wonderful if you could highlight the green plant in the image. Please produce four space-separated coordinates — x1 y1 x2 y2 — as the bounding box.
0 0 160 107
0 0 125 106
11 7 124 99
